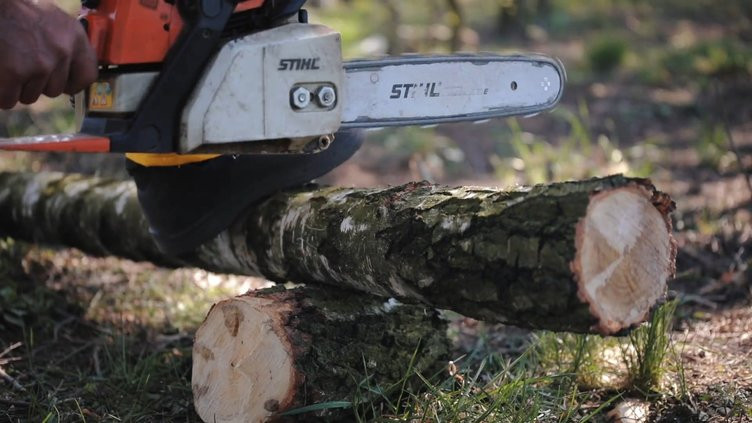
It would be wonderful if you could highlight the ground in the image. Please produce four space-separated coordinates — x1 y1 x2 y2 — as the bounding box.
0 0 751 421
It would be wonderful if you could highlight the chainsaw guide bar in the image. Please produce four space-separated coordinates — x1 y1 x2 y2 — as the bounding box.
341 55 564 129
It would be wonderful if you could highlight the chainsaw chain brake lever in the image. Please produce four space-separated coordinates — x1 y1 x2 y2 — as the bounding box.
83 0 240 153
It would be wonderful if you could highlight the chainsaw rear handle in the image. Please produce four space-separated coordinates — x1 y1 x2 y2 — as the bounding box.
76 0 306 153
81 0 240 153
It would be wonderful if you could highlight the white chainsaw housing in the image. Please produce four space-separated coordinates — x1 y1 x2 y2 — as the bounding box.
180 24 344 153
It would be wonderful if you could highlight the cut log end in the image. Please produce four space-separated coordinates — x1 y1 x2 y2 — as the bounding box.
192 296 296 423
573 184 676 335
193 289 450 422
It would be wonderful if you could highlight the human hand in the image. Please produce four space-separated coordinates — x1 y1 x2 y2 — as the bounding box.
0 0 97 109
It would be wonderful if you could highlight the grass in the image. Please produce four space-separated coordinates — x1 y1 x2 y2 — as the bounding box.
0 241 258 422
360 351 572 422
20 338 194 421
623 301 679 395
490 107 653 187
338 302 681 422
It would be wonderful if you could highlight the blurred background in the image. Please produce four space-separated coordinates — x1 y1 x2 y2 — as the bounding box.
2 1 750 189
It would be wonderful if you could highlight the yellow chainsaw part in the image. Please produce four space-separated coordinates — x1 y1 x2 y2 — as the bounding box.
126 153 221 167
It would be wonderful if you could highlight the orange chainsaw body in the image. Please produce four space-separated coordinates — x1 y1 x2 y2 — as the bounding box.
0 0 312 156
82 0 265 65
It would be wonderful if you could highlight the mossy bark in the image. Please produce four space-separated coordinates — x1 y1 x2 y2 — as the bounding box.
0 171 674 333
192 286 449 422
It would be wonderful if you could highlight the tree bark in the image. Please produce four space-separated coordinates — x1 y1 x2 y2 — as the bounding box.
0 171 676 334
192 286 448 423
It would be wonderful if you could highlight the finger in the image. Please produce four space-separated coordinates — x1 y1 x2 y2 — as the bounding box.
19 75 49 105
0 86 22 110
19 56 56 104
42 57 71 99
64 38 98 95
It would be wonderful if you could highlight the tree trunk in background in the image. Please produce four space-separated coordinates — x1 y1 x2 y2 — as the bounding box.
497 0 552 36
497 0 523 35
192 286 448 422
384 0 403 55
0 171 676 334
446 0 464 51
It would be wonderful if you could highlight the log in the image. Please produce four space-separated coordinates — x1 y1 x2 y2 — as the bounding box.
192 286 448 422
0 171 676 334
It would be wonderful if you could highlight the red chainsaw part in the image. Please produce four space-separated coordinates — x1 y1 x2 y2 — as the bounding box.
0 134 111 153
82 0 266 65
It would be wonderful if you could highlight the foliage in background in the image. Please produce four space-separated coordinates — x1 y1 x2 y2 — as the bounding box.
661 40 752 83
587 36 628 74
491 109 646 186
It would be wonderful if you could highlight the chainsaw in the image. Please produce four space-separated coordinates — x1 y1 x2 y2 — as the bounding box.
0 0 565 156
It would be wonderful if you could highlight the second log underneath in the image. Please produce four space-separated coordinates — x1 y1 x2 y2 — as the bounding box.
192 287 449 423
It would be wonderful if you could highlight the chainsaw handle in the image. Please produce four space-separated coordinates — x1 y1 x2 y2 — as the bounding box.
79 0 307 153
